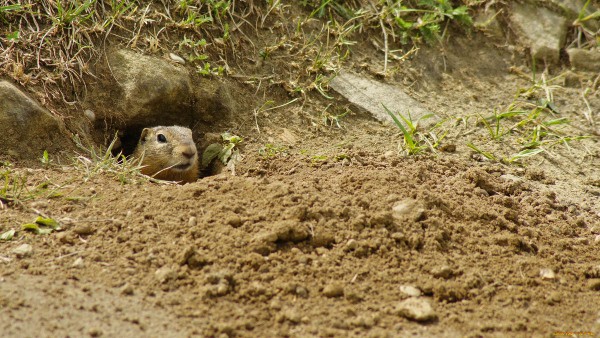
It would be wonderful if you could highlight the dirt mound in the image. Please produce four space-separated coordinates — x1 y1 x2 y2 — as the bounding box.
2 153 599 337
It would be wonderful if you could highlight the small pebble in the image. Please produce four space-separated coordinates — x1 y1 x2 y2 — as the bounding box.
399 285 422 297
588 279 600 291
545 291 562 305
345 239 358 251
540 268 556 280
227 216 242 228
323 283 344 298
155 266 176 284
88 327 103 337
392 199 418 217
73 224 95 236
169 53 186 64
431 265 453 279
121 284 134 296
72 257 84 269
83 109 96 122
13 244 33 258
296 286 309 298
188 216 197 227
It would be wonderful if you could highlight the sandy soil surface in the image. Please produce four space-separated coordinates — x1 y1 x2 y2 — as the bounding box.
2 4 600 338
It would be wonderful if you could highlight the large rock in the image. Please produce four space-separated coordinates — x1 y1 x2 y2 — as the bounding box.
0 81 65 159
103 49 194 127
87 49 235 137
510 3 569 65
567 48 600 72
330 71 438 128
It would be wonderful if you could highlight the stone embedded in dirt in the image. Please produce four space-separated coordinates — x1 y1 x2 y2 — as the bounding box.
12 244 33 258
88 328 103 338
396 298 437 323
99 49 193 127
73 224 95 236
431 265 453 279
587 279 600 291
0 81 66 160
567 48 600 72
400 285 422 298
188 216 197 227
155 266 177 284
540 268 556 280
169 53 186 65
227 215 243 228
545 291 562 305
121 284 134 296
72 257 84 269
329 71 438 128
323 283 344 298
510 3 568 64
345 239 359 251
296 286 309 299
392 199 424 221
83 109 95 122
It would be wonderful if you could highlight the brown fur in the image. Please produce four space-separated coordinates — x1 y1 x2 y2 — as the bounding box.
132 126 199 183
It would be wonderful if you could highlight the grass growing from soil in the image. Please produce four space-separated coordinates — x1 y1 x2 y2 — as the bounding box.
71 134 149 184
0 0 477 109
466 73 592 165
1 1 597 170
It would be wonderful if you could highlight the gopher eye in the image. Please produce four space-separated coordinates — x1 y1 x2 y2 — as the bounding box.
157 134 167 143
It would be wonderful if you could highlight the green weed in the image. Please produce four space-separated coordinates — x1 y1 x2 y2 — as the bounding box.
466 72 591 165
384 104 446 155
259 144 290 158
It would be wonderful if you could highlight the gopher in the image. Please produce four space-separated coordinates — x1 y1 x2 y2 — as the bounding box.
132 126 199 183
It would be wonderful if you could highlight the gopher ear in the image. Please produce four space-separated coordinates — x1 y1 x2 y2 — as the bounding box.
140 128 150 144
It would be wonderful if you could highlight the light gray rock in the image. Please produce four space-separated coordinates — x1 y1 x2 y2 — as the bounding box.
12 244 33 258
155 266 176 284
540 268 556 280
396 298 437 322
567 48 600 72
399 285 422 297
0 81 65 159
510 3 569 65
72 257 84 269
330 71 438 128
392 199 425 221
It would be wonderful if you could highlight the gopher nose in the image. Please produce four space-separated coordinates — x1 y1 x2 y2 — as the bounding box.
182 149 196 159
